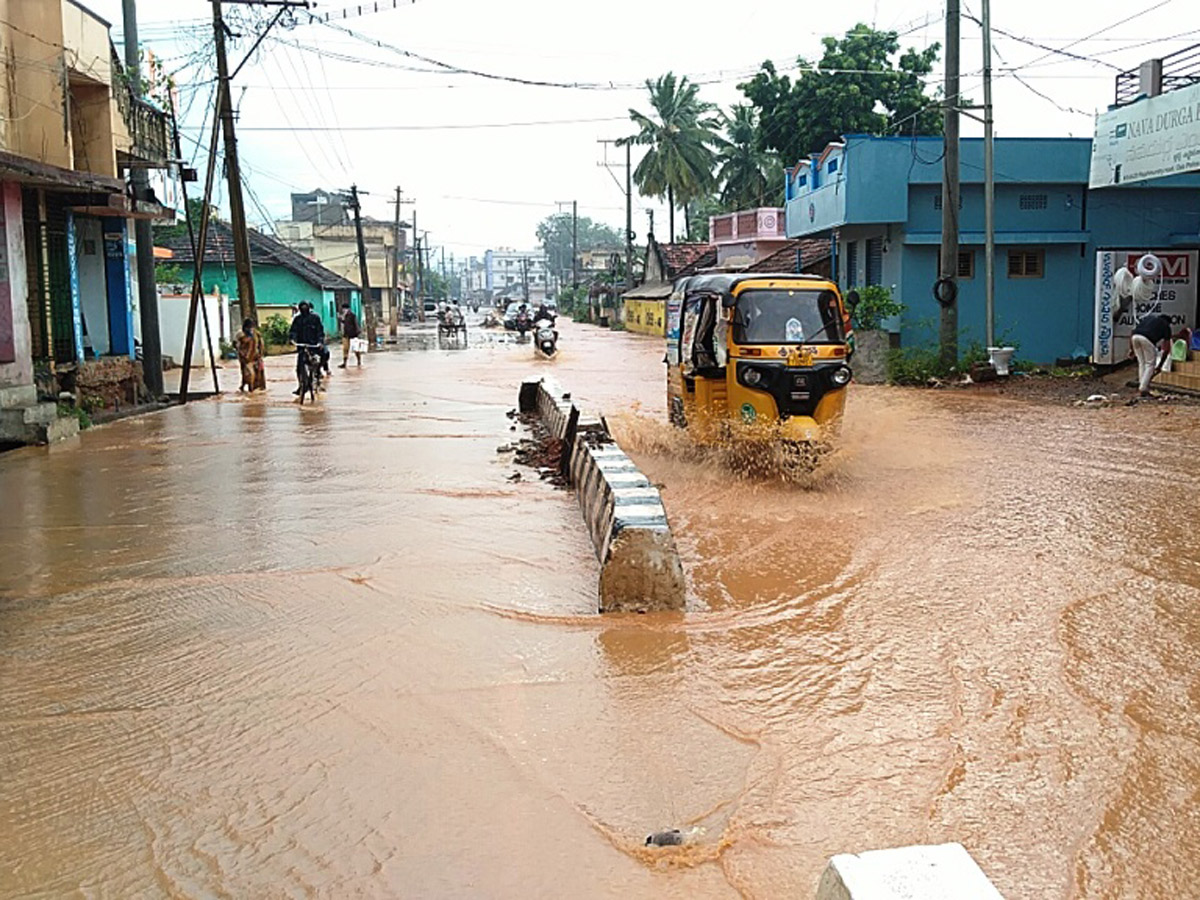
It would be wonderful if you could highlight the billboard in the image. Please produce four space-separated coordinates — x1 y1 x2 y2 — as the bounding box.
1093 250 1198 364
1090 81 1200 188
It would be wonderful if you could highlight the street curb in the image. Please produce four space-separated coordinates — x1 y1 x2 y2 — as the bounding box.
518 377 686 613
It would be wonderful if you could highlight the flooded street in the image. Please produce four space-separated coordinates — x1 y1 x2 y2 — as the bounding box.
3 317 1200 898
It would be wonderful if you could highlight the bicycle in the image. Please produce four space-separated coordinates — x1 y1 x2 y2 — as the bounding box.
294 342 324 405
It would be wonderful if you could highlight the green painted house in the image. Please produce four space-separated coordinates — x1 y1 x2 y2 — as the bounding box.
159 220 361 336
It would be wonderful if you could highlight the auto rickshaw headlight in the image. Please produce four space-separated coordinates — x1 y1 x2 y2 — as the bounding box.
742 367 763 386
831 365 852 386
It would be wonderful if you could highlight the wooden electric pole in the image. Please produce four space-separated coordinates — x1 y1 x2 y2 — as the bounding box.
211 0 258 325
939 0 961 370
348 184 373 342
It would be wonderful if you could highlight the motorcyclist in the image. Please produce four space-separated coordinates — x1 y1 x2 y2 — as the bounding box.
515 303 531 335
534 302 555 324
288 301 327 395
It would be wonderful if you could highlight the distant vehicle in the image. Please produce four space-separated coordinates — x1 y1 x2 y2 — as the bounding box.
423 298 437 315
503 302 522 331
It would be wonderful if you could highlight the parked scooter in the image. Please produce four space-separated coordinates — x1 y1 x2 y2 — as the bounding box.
534 317 558 357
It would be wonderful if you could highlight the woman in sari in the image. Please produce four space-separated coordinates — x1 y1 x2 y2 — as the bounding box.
234 318 267 392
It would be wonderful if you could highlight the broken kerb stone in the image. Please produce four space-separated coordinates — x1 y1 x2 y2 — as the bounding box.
816 843 1004 900
516 378 686 613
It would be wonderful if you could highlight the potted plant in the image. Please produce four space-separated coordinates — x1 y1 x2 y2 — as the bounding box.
846 285 903 384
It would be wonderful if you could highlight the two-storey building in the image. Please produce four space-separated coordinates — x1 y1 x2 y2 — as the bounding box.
0 0 172 443
785 135 1200 363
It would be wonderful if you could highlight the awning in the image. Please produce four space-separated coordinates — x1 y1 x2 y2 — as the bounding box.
622 281 674 300
904 231 1089 245
71 194 176 222
0 149 122 193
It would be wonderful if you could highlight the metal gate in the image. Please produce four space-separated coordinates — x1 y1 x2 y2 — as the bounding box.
866 237 884 286
22 189 75 364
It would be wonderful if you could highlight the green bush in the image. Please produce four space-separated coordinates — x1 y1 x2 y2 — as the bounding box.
887 346 950 384
261 314 291 347
851 284 905 331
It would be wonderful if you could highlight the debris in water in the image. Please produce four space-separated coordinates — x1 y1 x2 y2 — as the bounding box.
507 471 522 482
1075 394 1110 409
645 829 683 847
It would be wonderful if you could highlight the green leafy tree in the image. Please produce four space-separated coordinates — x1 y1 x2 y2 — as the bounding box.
618 73 721 242
685 194 723 242
535 213 623 283
740 24 941 164
717 105 783 210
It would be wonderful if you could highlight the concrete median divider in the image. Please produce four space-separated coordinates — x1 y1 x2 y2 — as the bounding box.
815 843 1004 899
518 377 686 613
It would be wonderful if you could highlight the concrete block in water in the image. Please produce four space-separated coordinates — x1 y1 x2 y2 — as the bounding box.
571 435 685 613
816 843 1004 900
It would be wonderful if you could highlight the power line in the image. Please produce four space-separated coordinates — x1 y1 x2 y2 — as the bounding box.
179 115 629 132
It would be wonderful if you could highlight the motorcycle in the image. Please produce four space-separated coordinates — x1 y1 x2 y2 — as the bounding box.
534 317 558 357
515 310 532 339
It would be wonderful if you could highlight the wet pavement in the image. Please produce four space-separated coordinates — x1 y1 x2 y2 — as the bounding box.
3 317 1200 897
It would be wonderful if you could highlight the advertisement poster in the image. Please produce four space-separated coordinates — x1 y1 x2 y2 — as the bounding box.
665 289 683 365
1094 249 1198 364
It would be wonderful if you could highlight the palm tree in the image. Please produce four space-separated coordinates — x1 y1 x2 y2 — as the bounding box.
619 73 720 242
718 105 781 211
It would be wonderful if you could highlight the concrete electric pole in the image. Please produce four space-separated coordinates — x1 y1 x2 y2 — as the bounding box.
122 0 163 396
938 0 961 370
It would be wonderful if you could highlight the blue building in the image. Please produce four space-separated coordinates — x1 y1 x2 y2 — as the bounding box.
784 135 1200 363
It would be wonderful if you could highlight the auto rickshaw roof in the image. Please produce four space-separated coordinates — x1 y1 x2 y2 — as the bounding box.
676 272 830 308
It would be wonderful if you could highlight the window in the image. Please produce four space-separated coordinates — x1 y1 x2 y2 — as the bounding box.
937 250 975 279
845 241 858 288
828 157 839 174
1019 193 1048 210
866 237 884 286
796 174 807 188
733 289 845 345
1007 249 1044 278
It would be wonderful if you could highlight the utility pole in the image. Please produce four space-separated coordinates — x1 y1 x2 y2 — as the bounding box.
982 0 996 348
521 257 530 303
938 0 961 370
348 184 373 342
598 139 635 293
391 186 401 331
122 0 163 396
625 142 633 291
572 200 579 290
211 0 258 326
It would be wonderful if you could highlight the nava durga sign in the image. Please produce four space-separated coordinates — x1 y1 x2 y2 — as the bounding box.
1090 81 1200 187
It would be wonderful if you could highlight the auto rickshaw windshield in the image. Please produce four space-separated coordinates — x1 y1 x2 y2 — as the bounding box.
733 288 844 345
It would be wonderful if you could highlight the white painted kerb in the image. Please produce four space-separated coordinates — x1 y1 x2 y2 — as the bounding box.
816 843 1004 900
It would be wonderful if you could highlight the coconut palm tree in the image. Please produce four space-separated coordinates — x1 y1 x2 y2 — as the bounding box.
619 73 720 242
717 104 781 211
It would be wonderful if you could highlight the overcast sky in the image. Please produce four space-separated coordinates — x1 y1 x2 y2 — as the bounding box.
90 0 1196 263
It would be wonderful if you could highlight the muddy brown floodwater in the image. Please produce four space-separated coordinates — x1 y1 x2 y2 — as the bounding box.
3 317 1200 898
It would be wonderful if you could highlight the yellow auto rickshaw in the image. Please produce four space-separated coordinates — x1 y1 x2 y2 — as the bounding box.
665 273 853 449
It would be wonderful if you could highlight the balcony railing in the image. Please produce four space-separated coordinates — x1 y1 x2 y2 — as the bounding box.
708 208 786 245
115 79 170 164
